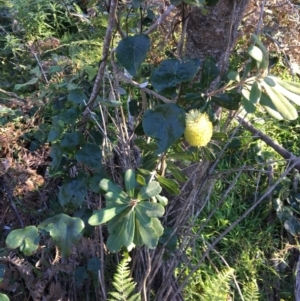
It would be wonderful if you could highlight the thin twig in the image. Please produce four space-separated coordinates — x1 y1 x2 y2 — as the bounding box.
144 5 176 35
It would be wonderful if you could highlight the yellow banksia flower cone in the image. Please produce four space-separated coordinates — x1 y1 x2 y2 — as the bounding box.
184 110 213 147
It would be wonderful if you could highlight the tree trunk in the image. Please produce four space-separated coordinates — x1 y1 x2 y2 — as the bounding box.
186 0 250 74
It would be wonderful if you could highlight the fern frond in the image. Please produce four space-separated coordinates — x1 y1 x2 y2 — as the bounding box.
242 280 260 301
108 257 141 301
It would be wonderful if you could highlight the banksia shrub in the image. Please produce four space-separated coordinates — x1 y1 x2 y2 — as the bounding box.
184 110 213 147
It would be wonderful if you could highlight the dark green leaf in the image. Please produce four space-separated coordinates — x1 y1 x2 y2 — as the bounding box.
75 143 102 170
49 143 63 170
166 161 188 182
135 205 152 228
211 93 241 110
134 218 159 249
202 146 216 161
74 266 87 286
125 169 136 198
200 57 219 90
89 171 109 193
39 214 84 258
74 208 94 237
6 226 39 255
151 58 200 93
159 228 177 251
116 35 150 77
249 81 261 104
60 132 84 153
87 257 101 275
57 107 80 125
47 116 64 142
137 181 162 200
284 216 300 236
142 103 185 154
67 89 87 105
59 178 87 207
227 71 240 82
88 205 129 226
14 77 39 90
136 202 165 218
211 132 227 141
156 175 180 195
242 96 256 113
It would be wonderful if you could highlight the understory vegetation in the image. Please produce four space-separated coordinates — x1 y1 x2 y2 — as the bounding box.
1 0 300 300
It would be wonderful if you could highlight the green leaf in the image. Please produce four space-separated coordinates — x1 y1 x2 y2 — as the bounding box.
75 143 102 170
249 81 261 104
49 143 63 170
142 103 186 154
260 92 284 120
150 58 200 93
106 209 133 252
152 218 164 237
60 132 84 153
248 45 263 63
266 76 300 106
125 169 136 198
88 171 109 193
0 293 9 301
67 89 87 105
99 99 123 107
87 257 101 275
47 116 64 142
156 194 168 206
211 132 227 141
156 175 180 195
39 214 84 258
136 174 146 186
261 80 298 120
284 216 300 236
105 192 130 205
242 96 256 114
99 179 128 198
227 71 240 82
6 226 39 256
202 145 216 161
137 181 162 200
211 93 241 110
274 78 300 95
136 201 165 218
166 160 188 182
200 57 219 90
59 178 87 207
135 205 152 228
88 205 129 226
116 34 150 77
134 218 159 249
14 77 39 90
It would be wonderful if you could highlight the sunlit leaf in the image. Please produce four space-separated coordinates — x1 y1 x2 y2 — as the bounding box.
137 181 162 200
136 202 164 218
6 226 39 256
39 214 84 258
156 175 180 195
125 169 136 198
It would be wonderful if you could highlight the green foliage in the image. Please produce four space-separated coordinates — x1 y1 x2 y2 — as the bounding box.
0 293 9 301
142 104 186 155
39 214 84 258
89 170 165 252
108 256 141 301
116 34 151 77
6 226 40 255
